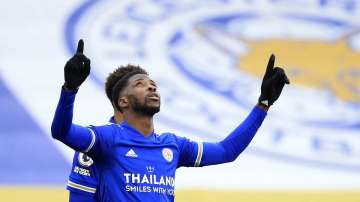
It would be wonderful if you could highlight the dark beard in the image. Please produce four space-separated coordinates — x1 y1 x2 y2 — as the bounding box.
128 95 160 117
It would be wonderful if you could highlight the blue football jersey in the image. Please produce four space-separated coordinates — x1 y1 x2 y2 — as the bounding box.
67 118 116 197
87 121 201 202
53 88 266 202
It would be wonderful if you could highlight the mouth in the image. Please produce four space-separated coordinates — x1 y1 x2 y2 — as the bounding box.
147 94 160 101
148 97 159 101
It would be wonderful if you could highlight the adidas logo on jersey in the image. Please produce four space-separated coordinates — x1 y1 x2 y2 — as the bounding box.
125 149 138 158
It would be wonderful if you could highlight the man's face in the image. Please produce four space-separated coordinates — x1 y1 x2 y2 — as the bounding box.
122 74 160 116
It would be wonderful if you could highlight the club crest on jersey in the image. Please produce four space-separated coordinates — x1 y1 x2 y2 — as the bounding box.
78 153 94 167
162 148 173 162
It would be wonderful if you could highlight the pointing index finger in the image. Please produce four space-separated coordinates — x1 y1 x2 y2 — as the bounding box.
264 54 275 79
76 39 84 54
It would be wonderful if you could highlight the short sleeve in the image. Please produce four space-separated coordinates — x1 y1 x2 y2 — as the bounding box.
67 152 98 196
175 135 203 167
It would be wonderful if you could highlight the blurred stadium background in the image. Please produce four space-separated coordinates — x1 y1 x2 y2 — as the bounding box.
1 0 360 201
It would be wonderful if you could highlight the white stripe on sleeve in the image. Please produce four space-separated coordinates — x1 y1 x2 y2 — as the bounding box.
84 128 96 153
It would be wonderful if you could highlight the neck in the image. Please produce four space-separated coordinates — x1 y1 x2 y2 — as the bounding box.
123 111 154 137
113 110 124 124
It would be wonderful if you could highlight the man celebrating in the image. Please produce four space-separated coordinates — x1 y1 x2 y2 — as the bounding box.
52 39 289 201
67 65 146 201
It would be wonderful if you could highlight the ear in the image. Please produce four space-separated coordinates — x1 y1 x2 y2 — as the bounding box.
118 96 129 110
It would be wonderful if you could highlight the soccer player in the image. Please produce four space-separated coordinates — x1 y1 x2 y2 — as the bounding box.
52 39 289 201
67 66 143 201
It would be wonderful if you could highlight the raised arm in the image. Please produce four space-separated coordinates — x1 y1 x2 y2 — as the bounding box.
200 105 266 165
51 87 94 152
51 39 93 152
201 54 290 165
178 55 290 167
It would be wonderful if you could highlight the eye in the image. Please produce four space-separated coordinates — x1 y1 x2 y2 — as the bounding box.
135 81 144 87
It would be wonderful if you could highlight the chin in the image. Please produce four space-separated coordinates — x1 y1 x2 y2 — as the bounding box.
138 105 160 116
147 102 160 110
149 106 160 114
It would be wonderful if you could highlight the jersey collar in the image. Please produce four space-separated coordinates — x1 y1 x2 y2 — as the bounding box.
120 121 156 140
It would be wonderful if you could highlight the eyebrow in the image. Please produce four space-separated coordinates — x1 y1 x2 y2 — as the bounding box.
150 80 157 85
133 78 156 85
134 78 145 82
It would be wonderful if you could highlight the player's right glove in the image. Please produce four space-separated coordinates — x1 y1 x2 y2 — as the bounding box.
64 39 91 90
258 54 290 107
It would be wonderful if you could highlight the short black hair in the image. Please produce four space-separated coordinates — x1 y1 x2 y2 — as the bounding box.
105 64 148 102
111 65 148 112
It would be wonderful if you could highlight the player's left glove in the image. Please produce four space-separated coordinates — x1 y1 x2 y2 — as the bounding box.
63 39 91 90
258 54 290 107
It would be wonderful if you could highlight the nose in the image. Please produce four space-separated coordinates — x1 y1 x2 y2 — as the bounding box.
148 85 156 92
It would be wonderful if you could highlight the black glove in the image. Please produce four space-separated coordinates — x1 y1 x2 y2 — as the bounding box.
64 39 91 90
258 54 290 107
